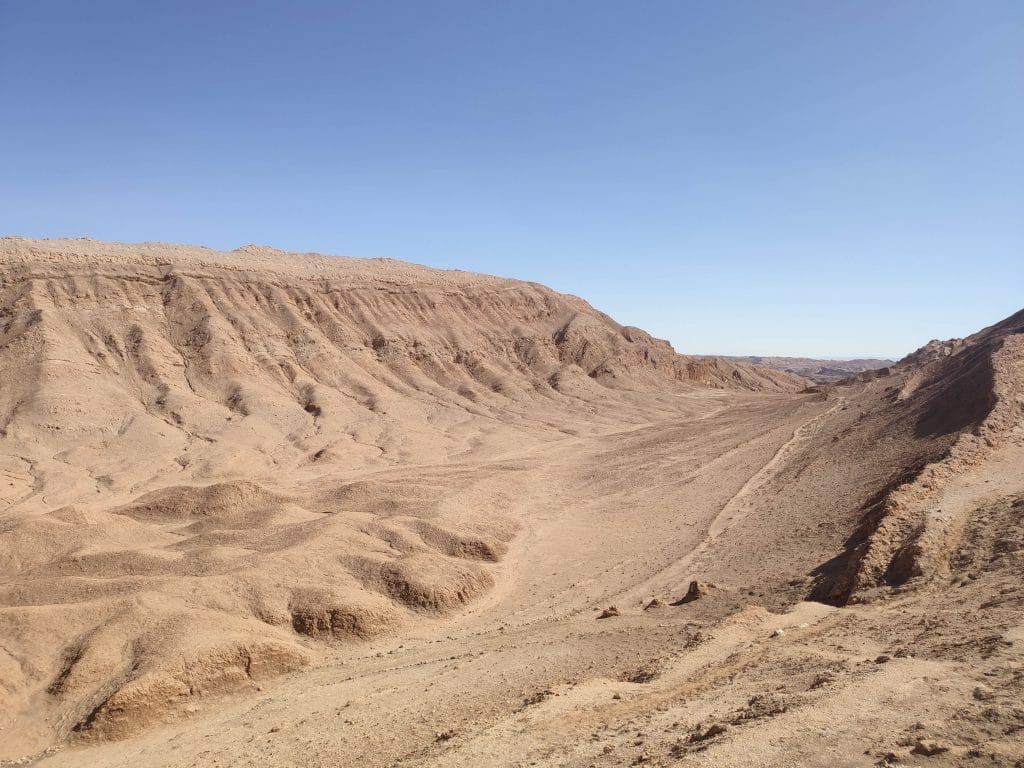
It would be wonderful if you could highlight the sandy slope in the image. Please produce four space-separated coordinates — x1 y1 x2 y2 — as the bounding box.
0 239 1021 767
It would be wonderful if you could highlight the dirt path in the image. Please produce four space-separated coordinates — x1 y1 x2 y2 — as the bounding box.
614 396 844 606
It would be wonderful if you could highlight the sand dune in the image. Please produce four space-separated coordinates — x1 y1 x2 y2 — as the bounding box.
0 239 1021 767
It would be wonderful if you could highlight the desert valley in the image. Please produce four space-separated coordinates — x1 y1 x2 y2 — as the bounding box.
0 237 1021 768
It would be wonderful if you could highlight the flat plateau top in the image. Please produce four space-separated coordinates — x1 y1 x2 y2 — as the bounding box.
0 236 509 289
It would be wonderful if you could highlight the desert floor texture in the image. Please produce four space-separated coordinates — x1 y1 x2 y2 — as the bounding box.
1 239 1022 768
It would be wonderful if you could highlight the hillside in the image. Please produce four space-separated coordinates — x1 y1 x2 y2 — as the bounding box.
0 239 1021 768
0 238 804 749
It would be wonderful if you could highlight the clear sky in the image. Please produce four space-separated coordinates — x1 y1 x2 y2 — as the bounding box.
1 2 1021 358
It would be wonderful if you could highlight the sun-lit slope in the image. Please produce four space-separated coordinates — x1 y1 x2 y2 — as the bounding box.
673 306 1024 609
0 238 808 750
812 307 1024 603
16 306 1022 768
0 237 805 506
0 239 1020 767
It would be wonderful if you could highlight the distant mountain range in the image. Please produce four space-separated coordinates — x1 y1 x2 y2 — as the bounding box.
717 355 895 383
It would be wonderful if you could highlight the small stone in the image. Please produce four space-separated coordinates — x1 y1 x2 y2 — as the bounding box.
598 606 620 619
689 723 727 742
810 671 834 689
875 655 891 664
911 739 949 756
972 685 994 701
772 628 785 638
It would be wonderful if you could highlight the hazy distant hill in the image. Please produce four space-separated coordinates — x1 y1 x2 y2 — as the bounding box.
720 355 895 383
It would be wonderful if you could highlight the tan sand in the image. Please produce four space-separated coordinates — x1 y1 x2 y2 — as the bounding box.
0 238 1021 767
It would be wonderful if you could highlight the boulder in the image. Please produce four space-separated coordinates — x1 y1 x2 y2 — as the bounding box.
680 580 711 604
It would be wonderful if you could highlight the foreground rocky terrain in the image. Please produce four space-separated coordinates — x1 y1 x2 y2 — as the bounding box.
0 239 1021 767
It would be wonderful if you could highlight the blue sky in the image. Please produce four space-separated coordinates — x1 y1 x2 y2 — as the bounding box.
1 1 1021 358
